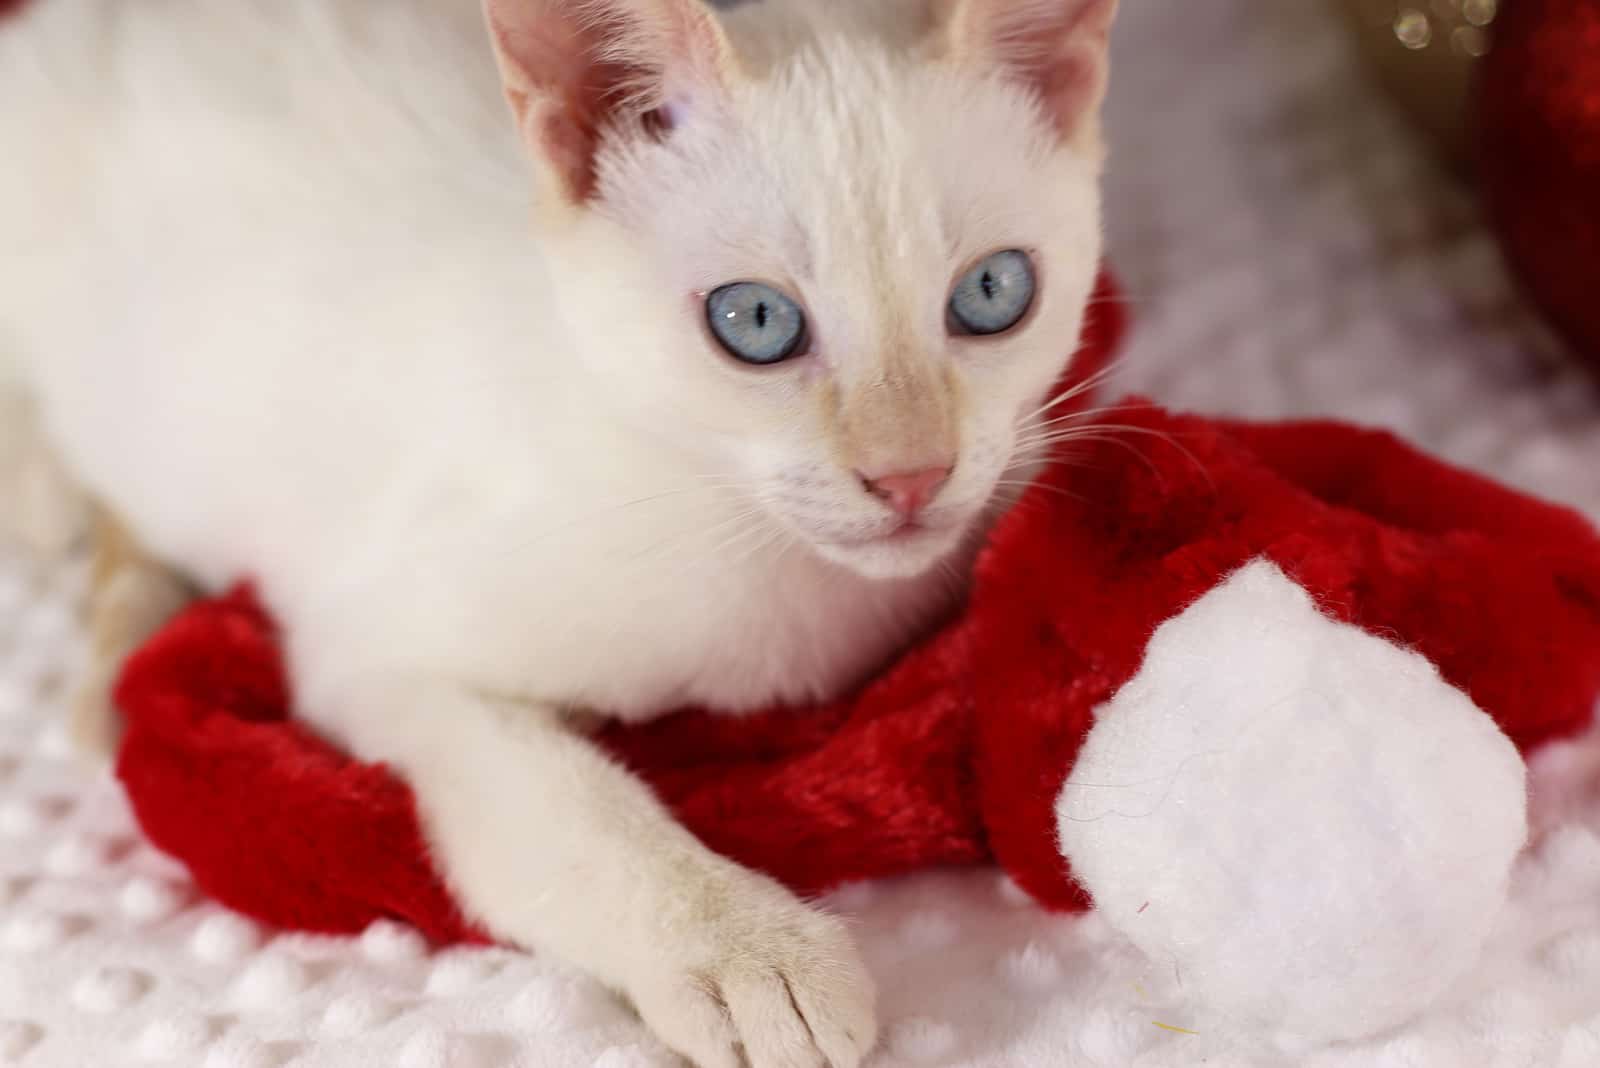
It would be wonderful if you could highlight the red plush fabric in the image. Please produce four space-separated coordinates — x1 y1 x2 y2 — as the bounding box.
114 594 487 944
112 292 1600 940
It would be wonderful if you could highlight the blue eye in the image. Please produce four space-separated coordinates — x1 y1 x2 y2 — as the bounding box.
948 249 1036 336
706 282 808 365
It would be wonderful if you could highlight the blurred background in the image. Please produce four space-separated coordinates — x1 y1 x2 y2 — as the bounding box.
1104 0 1598 522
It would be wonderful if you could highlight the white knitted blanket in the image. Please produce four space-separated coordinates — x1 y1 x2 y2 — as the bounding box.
3 1 1599 1065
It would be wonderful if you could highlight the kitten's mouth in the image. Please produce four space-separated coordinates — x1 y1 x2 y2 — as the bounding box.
819 515 967 558
886 518 962 549
827 519 940 549
806 517 967 581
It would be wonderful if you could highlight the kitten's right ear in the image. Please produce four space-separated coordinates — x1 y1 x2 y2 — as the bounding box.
482 0 737 208
943 0 1119 150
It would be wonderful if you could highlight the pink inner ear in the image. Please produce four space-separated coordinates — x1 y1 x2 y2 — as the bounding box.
965 0 1116 141
491 10 589 98
489 3 655 202
538 108 603 202
1031 40 1105 136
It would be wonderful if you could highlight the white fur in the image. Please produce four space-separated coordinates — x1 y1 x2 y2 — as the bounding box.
0 1 1110 1064
1057 560 1528 1047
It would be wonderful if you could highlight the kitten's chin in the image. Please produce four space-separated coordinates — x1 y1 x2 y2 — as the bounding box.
807 524 968 582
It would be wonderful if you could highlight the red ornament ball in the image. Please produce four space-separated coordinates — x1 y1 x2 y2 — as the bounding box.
1477 0 1600 374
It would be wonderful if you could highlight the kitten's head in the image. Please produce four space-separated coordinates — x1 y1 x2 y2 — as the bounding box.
485 0 1117 579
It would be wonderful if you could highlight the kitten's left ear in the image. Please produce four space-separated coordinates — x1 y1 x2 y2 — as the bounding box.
943 0 1119 149
482 0 737 209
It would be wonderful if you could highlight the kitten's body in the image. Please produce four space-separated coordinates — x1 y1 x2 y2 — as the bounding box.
0 1 1114 1063
4 0 968 732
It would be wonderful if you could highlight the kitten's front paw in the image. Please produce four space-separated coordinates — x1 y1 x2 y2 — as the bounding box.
630 870 876 1068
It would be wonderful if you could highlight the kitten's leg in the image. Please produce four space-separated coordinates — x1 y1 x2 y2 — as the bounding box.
69 505 191 761
0 389 90 559
0 393 187 759
369 687 877 1068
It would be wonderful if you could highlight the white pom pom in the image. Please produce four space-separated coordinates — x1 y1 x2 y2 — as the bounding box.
1057 559 1527 1045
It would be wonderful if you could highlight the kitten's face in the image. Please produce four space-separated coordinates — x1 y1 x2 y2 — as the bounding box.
542 47 1104 580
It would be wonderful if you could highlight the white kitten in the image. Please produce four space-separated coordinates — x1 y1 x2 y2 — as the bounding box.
0 0 1115 1063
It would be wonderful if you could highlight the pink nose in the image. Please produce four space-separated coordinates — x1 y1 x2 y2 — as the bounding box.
858 465 953 518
